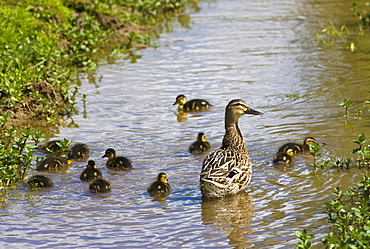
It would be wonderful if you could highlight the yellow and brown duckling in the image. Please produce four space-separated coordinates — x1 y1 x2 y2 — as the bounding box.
277 137 317 155
68 143 89 159
80 160 103 182
272 148 294 164
36 157 73 172
189 133 211 155
173 94 211 112
27 175 53 188
89 178 112 193
148 173 171 196
102 148 132 170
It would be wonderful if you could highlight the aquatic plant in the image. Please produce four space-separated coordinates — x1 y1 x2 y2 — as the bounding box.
295 133 370 247
314 22 350 45
339 98 354 121
351 1 370 34
322 176 370 248
293 229 315 249
351 133 370 168
0 115 43 192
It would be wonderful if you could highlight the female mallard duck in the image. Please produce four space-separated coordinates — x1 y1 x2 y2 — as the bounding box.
189 133 211 155
89 178 112 193
277 137 317 155
80 160 102 182
200 99 262 198
272 148 294 164
68 143 89 159
27 175 53 188
173 94 211 112
148 173 171 196
102 148 132 170
36 157 73 172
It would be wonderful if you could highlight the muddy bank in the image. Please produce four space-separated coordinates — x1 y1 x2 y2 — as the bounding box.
0 0 192 126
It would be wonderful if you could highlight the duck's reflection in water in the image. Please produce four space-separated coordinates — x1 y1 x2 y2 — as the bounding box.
201 191 255 247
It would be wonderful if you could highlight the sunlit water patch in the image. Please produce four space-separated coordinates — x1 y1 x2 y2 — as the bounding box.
2 0 370 248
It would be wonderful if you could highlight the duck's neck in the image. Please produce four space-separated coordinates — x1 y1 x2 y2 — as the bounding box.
221 118 247 152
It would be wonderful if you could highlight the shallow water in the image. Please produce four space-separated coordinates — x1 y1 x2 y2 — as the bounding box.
2 0 370 248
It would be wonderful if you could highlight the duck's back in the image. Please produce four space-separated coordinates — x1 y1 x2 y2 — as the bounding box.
183 99 211 111
200 148 252 197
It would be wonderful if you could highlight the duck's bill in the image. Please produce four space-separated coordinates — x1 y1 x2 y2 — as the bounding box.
246 108 263 116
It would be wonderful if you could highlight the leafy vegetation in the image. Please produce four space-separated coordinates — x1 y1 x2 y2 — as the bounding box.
314 1 370 50
294 132 370 247
0 115 43 192
0 0 190 124
0 0 193 195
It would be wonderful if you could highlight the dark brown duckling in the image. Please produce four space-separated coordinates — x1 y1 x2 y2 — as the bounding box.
36 157 73 172
173 94 211 112
102 148 132 170
37 140 63 154
68 143 89 159
27 175 53 188
80 160 102 182
189 133 211 155
277 137 317 155
148 173 171 196
272 148 294 164
89 179 111 193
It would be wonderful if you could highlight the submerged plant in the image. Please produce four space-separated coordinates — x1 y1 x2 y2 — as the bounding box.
339 98 354 121
314 22 350 45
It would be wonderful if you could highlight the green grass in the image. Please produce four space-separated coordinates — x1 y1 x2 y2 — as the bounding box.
0 0 191 194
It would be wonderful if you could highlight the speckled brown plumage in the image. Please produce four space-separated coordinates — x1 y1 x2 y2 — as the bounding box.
200 99 262 198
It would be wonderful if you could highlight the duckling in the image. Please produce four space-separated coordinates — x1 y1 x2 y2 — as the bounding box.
102 148 132 170
148 173 171 196
27 175 53 188
277 137 317 155
37 140 62 154
80 160 102 182
36 157 73 172
89 178 111 193
68 143 89 159
200 99 263 198
189 133 211 155
272 148 294 164
173 94 211 112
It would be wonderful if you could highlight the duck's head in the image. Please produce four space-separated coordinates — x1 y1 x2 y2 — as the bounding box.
157 173 168 183
87 160 96 168
197 133 207 142
173 94 187 106
225 99 263 124
102 148 116 159
304 137 317 146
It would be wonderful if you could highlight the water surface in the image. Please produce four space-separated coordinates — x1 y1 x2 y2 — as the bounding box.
2 0 370 248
